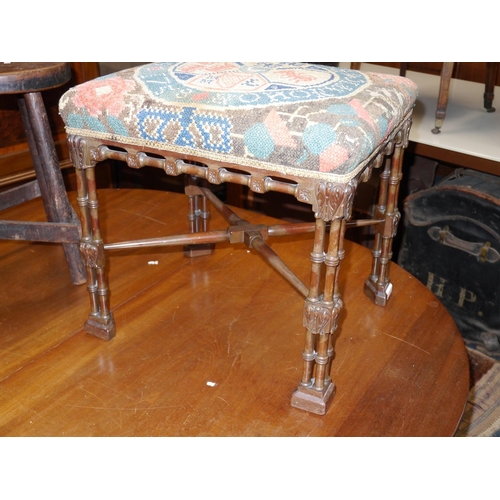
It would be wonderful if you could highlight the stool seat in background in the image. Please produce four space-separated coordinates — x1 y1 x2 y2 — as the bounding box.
59 62 418 415
0 63 86 285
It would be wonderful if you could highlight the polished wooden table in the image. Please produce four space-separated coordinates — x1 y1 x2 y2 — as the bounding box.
0 188 469 436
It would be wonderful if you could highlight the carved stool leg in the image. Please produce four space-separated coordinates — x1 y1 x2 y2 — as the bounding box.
184 176 214 258
364 135 406 306
325 218 346 383
299 217 326 388
291 216 345 415
69 136 116 340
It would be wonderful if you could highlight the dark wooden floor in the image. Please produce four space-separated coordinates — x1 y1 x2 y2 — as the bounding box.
0 188 469 436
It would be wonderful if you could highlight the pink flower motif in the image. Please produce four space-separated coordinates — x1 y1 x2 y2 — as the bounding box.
71 76 136 117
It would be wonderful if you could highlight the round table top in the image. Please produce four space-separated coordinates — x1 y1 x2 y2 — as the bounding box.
0 189 470 436
0 62 70 94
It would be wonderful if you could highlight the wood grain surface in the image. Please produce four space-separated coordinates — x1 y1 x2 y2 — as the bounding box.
0 188 469 436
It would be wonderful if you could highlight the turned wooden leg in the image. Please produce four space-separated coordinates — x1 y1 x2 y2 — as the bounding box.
76 165 115 340
184 176 214 258
18 92 86 285
298 217 326 389
432 62 454 134
484 62 498 113
291 216 345 415
364 137 405 306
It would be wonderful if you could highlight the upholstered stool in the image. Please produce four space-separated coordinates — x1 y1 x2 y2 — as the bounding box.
0 63 86 285
59 62 417 414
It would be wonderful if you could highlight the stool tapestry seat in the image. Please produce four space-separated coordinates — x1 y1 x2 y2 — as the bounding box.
59 62 417 415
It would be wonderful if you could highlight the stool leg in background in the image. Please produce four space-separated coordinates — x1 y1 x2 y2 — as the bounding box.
484 62 498 113
432 62 454 134
184 176 214 258
18 91 86 285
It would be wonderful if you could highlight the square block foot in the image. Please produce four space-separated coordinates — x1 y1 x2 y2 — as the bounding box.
291 382 336 415
84 315 116 341
184 243 215 258
364 278 393 306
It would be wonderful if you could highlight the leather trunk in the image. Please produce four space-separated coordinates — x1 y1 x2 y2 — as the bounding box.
398 168 500 356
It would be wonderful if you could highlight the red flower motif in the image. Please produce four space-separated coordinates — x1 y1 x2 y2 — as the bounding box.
275 70 316 83
72 76 136 117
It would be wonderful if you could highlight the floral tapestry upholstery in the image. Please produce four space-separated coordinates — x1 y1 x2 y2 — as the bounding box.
59 62 418 182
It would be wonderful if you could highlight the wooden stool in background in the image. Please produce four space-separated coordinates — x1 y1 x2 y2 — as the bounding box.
352 62 499 134
431 62 498 134
399 62 498 134
0 63 85 284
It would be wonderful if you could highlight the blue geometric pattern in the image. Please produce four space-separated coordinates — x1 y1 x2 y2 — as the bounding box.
137 107 232 153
